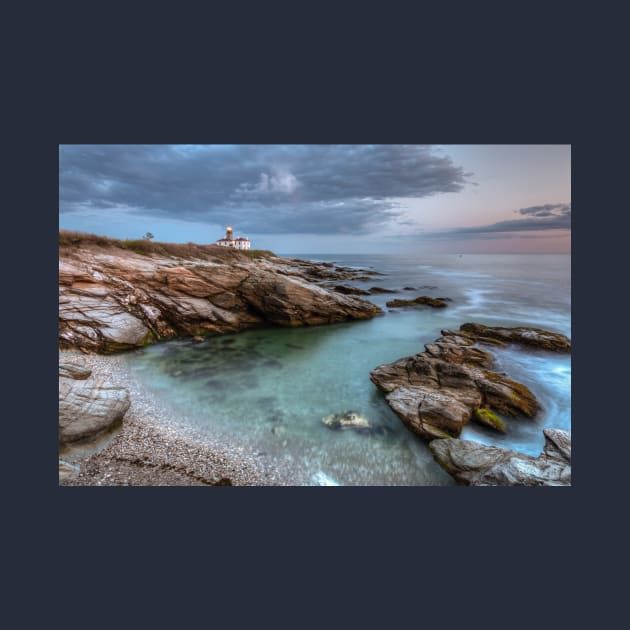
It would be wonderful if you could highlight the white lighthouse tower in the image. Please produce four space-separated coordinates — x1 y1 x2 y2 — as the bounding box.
216 226 251 250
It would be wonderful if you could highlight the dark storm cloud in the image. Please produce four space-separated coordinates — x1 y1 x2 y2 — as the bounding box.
516 203 571 218
399 202 571 240
452 211 571 234
59 145 470 234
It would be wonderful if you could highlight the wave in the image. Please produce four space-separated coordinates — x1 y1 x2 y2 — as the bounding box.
312 470 340 486
416 264 493 280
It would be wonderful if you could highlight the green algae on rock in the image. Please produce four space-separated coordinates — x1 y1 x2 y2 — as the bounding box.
473 408 506 433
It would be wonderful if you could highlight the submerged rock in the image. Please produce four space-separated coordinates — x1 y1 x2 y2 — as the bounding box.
369 323 556 440
321 411 392 436
322 411 371 431
59 362 130 446
429 428 571 486
386 296 449 308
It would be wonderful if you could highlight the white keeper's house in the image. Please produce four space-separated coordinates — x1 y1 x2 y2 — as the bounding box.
215 226 251 250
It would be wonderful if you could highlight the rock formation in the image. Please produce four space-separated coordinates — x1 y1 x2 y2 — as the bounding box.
367 287 396 294
458 322 571 352
386 296 449 308
331 285 397 296
331 284 372 295
429 428 571 486
59 362 130 446
59 234 380 353
370 324 570 440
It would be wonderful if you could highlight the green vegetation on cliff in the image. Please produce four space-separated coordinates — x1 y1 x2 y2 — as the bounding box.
59 230 277 262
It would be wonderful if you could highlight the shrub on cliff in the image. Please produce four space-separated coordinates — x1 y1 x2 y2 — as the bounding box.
59 230 276 262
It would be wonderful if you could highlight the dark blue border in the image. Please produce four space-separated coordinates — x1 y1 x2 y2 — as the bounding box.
6 3 610 626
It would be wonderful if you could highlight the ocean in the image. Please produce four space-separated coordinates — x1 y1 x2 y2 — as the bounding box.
122 253 571 486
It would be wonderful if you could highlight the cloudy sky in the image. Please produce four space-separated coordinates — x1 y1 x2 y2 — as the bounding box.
59 144 570 254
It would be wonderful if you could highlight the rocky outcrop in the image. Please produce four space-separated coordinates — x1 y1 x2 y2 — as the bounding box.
369 324 556 440
332 285 396 296
456 323 571 352
59 237 380 353
332 285 397 296
283 260 383 282
59 363 92 380
368 287 396 294
386 296 449 308
331 284 372 296
429 428 571 486
59 361 130 446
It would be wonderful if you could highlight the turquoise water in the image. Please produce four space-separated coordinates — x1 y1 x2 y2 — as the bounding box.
123 253 571 485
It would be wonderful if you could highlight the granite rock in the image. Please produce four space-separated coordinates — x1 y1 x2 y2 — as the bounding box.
429 428 571 486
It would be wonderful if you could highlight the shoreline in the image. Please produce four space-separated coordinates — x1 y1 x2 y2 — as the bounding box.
59 350 300 486
58 238 384 486
58 247 571 486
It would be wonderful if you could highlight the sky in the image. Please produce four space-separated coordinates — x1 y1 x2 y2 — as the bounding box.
59 144 571 254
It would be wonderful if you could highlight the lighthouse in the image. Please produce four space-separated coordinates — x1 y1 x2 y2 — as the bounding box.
216 226 251 250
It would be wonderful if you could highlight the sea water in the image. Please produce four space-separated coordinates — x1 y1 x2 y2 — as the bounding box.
122 253 571 486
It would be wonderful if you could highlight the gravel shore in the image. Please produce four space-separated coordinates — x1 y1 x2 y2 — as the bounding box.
59 351 297 486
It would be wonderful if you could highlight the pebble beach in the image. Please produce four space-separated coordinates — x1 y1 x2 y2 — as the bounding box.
59 351 299 486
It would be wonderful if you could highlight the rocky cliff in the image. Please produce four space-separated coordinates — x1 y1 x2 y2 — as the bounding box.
59 233 380 353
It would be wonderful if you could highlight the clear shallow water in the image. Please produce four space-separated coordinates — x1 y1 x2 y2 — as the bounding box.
123 253 571 485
